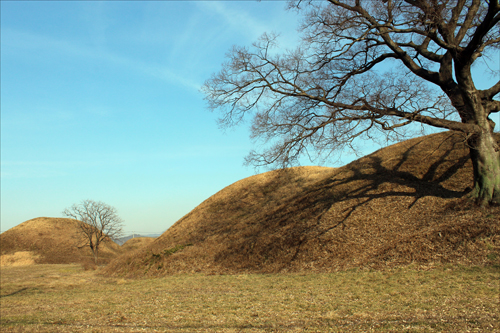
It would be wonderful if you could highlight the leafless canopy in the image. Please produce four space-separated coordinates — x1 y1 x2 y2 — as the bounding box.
63 200 123 264
203 0 499 168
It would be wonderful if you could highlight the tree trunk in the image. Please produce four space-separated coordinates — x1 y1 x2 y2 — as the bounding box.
90 243 99 265
468 128 500 206
451 61 500 206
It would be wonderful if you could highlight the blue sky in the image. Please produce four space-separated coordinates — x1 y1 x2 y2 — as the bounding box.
1 1 306 234
1 1 498 235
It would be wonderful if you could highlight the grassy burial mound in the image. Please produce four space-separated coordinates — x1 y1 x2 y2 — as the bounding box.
105 132 500 277
0 217 123 266
121 237 156 252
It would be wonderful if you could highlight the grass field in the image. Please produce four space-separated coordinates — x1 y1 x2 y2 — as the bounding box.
1 264 498 332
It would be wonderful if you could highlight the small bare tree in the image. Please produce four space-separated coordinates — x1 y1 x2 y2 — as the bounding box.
203 0 500 205
63 200 123 264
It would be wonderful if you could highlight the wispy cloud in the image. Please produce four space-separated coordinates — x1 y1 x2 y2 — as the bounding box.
2 28 200 92
1 161 77 179
0 142 247 180
196 2 272 41
195 2 302 53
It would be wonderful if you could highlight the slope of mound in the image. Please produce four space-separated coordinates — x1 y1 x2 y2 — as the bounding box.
104 132 500 277
121 237 156 252
0 251 39 266
0 217 123 265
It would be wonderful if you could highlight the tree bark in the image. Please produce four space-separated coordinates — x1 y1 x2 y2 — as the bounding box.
468 127 500 206
451 53 500 206
90 242 99 265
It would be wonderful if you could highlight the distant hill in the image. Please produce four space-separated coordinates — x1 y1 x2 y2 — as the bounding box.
115 233 161 246
0 217 123 266
104 132 500 277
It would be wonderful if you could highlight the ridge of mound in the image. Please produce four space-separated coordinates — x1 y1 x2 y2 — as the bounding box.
0 217 123 265
104 132 500 277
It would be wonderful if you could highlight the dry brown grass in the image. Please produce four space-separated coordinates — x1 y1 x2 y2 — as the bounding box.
104 132 500 278
0 217 123 266
1 264 498 332
120 237 156 252
0 251 39 266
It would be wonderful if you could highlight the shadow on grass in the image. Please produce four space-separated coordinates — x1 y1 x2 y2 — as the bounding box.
0 287 30 298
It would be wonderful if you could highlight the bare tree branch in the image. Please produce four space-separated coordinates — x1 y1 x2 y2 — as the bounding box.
63 200 123 264
203 0 500 204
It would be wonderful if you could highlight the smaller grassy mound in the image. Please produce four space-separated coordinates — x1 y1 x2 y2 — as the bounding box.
0 217 123 266
121 237 156 252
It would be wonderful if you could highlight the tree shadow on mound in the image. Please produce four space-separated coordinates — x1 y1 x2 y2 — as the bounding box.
214 135 472 270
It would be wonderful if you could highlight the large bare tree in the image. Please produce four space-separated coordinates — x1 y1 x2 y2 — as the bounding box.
63 200 123 264
203 0 500 205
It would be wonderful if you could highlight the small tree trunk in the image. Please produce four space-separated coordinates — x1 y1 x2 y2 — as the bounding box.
468 128 500 206
89 243 99 265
